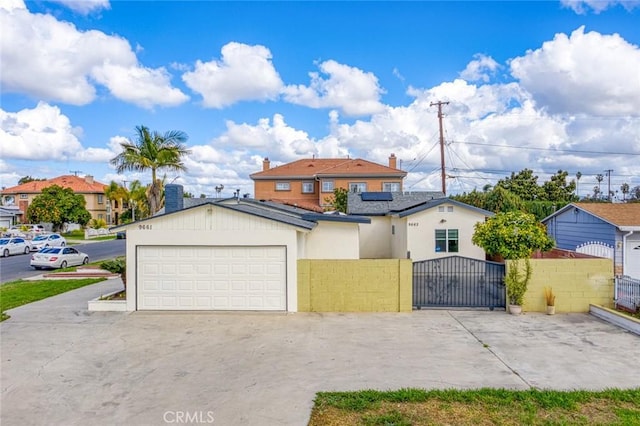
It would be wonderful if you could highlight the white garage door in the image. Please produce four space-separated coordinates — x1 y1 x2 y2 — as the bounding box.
137 246 286 311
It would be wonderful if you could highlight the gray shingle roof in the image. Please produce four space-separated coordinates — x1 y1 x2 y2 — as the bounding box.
347 191 445 215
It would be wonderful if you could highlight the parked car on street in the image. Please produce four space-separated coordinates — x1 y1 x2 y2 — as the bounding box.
0 237 31 257
30 247 89 269
6 224 45 237
29 233 67 251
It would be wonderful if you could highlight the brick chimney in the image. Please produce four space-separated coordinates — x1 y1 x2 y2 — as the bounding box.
263 157 271 171
388 153 397 169
84 175 94 184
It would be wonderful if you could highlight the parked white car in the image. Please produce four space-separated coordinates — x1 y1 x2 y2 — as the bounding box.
6 224 45 237
29 233 67 251
30 247 89 269
0 237 31 257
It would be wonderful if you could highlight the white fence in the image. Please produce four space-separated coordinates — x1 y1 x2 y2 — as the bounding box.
576 241 614 259
615 275 640 312
84 228 114 239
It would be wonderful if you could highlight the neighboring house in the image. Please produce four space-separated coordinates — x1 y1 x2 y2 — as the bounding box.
348 192 493 262
0 206 23 229
543 202 640 278
0 175 120 223
112 184 370 312
250 154 406 211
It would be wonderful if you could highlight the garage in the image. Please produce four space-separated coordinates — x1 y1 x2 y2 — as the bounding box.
137 245 287 311
626 235 640 279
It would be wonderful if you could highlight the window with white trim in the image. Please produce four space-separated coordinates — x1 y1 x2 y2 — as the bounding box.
435 229 459 253
349 182 367 193
97 194 104 204
383 182 400 192
275 182 291 191
302 182 314 194
322 180 334 192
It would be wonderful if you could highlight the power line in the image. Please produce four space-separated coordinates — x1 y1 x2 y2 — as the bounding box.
454 141 640 156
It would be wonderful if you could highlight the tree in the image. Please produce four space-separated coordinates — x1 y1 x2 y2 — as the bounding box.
110 125 190 215
18 176 45 185
541 170 577 203
484 186 524 213
325 188 348 213
472 210 554 260
25 185 91 231
575 171 582 198
495 169 543 201
620 183 630 201
105 181 130 225
595 174 604 197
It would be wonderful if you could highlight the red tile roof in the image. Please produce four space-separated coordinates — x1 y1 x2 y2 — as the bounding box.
250 158 406 179
574 202 640 227
1 175 107 194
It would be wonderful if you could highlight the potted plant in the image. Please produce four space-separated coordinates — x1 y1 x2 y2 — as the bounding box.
544 287 556 315
505 259 532 315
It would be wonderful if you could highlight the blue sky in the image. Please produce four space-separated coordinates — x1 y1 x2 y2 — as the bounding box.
1 0 639 199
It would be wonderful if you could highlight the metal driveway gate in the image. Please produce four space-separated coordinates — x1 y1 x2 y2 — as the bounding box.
413 256 505 309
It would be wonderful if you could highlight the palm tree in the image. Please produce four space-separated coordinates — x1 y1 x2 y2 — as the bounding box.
110 126 190 216
621 183 630 201
575 171 582 199
104 181 130 225
595 174 604 199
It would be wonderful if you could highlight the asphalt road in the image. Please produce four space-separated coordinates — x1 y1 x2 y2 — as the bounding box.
0 239 125 284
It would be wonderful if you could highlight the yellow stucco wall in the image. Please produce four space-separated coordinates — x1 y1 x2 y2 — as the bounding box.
508 258 614 313
297 259 412 312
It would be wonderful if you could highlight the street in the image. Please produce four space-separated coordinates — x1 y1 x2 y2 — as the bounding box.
0 239 125 284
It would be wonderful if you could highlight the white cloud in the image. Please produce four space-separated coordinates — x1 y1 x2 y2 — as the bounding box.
182 42 283 108
0 5 187 108
560 0 640 14
92 63 189 109
459 54 500 82
51 0 111 15
283 60 386 116
510 27 640 116
0 102 117 163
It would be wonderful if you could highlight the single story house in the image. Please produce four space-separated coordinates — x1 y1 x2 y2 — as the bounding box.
112 184 370 312
543 202 640 278
0 206 23 229
347 192 493 261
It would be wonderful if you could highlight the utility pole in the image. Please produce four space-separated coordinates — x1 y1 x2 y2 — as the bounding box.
605 169 614 202
430 101 450 195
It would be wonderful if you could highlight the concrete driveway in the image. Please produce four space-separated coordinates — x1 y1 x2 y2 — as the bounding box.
2 280 639 426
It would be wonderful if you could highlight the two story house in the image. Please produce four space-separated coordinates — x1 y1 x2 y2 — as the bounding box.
250 154 407 211
0 175 115 223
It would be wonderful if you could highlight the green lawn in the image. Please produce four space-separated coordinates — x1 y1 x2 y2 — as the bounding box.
0 277 105 321
309 388 640 425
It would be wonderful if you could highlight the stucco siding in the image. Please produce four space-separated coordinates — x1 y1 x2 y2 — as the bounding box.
359 217 391 258
404 204 486 261
390 216 407 259
304 221 360 259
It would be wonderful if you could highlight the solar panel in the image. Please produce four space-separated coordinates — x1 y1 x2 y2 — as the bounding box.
360 192 393 201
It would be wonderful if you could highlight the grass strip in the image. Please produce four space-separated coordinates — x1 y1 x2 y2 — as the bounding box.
1 278 105 321
310 388 640 426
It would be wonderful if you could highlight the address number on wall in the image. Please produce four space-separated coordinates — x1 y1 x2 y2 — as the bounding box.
138 224 152 230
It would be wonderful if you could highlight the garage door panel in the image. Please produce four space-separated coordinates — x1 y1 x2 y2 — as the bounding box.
138 246 286 311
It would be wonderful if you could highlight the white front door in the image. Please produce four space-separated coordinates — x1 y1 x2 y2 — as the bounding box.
137 245 287 311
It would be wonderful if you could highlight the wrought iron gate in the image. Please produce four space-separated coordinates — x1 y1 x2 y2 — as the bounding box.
413 256 505 309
